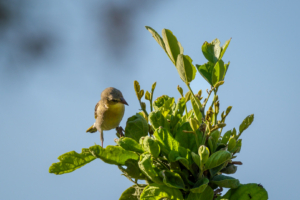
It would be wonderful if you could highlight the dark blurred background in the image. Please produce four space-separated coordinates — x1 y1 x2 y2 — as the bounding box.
1 1 299 199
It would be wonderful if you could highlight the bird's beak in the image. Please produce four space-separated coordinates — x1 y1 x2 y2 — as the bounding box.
120 97 128 105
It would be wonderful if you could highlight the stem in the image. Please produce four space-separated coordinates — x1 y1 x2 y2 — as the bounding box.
194 131 200 149
213 90 217 126
150 99 153 112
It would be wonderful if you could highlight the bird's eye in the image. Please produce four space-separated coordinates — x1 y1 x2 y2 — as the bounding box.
112 99 119 102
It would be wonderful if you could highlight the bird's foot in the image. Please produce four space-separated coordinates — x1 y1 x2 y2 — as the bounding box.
116 126 124 138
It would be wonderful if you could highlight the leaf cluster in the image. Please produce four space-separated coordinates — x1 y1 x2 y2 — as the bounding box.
49 26 267 200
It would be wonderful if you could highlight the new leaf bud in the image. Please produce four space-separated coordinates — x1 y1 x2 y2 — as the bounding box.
134 80 140 93
226 106 232 115
141 102 146 110
139 90 144 100
198 145 210 165
185 91 191 102
145 91 151 100
151 82 157 92
177 85 184 97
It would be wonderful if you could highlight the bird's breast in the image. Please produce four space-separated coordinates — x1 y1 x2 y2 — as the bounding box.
101 103 125 130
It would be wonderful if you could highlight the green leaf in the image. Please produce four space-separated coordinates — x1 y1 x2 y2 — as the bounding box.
196 62 214 86
89 145 139 165
239 114 254 135
191 152 200 167
153 127 179 155
212 60 226 87
169 146 193 167
119 185 146 200
175 122 203 153
190 178 209 193
209 162 227 177
140 183 184 200
211 175 240 189
228 136 237 152
170 97 186 131
205 150 231 170
221 183 268 200
142 136 161 158
49 148 96 175
219 38 231 60
162 29 182 64
117 137 144 153
176 54 197 84
186 185 214 200
145 26 167 54
210 130 221 142
160 170 185 190
190 94 203 122
138 153 164 184
149 111 168 130
153 95 175 116
202 39 221 64
125 113 149 142
118 159 146 180
221 130 232 144
221 163 237 174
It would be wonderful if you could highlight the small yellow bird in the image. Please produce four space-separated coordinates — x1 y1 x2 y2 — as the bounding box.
86 87 128 147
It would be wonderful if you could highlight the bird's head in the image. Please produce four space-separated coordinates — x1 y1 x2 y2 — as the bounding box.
101 87 128 106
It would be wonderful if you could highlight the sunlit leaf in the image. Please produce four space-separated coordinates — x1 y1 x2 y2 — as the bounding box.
140 183 184 200
117 137 144 153
153 95 175 116
162 29 182 64
202 39 221 64
49 148 96 175
89 145 138 165
120 185 146 200
176 54 197 84
145 26 167 54
212 60 226 87
154 127 179 155
138 153 164 184
190 95 203 122
219 38 231 60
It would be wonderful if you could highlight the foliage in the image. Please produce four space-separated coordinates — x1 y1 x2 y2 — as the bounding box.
49 26 268 200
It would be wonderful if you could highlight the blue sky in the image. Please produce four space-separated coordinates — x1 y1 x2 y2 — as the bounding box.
0 1 299 199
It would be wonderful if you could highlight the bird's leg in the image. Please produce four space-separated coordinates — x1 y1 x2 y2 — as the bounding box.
116 126 124 137
100 130 104 148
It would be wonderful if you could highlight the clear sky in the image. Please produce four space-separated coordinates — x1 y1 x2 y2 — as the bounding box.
0 1 299 199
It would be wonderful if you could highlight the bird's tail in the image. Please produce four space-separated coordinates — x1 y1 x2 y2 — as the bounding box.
86 124 97 133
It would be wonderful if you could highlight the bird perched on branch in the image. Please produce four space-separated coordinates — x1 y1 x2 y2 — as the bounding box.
86 87 128 147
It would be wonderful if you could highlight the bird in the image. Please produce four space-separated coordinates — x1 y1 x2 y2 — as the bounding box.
86 87 128 147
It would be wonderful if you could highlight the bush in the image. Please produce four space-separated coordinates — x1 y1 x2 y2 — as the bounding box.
49 26 268 200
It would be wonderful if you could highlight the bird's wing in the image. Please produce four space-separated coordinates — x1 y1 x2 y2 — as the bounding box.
94 101 100 119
